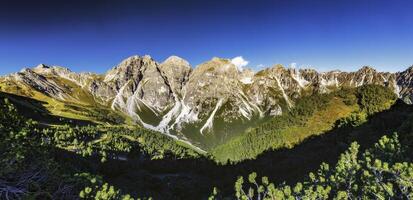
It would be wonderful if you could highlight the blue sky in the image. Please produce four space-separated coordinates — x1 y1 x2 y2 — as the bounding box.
1 0 413 75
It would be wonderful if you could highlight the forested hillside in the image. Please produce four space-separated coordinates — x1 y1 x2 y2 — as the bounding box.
212 85 397 163
1 85 413 199
0 94 200 199
2 0 413 198
209 85 413 199
3 56 413 151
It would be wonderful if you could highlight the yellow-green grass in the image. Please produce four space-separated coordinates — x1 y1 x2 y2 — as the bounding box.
175 140 208 155
0 79 130 125
277 97 357 147
211 97 358 163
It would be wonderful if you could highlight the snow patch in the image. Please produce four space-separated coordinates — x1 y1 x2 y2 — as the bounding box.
139 98 160 116
124 94 206 153
171 100 199 130
291 70 309 88
111 81 130 110
240 77 253 84
239 98 255 120
198 81 206 87
393 81 401 97
239 91 264 118
200 99 223 135
274 76 292 108
356 75 366 87
104 73 117 82
321 76 339 87
158 86 167 94
239 107 251 119
156 101 181 132
269 105 282 116
381 75 388 83
349 78 354 86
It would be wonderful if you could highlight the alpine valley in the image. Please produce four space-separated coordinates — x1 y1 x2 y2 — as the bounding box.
2 55 413 199
2 55 413 148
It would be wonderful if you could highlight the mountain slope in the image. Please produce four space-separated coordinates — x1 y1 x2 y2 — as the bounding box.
1 55 412 150
211 85 397 162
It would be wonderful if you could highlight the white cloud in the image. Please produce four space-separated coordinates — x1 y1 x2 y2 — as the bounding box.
289 62 297 68
231 56 249 71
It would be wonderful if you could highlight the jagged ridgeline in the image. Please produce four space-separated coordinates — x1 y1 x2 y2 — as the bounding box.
1 55 413 151
1 55 413 199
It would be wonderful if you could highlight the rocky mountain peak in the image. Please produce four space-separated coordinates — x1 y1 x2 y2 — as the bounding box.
239 68 255 84
113 55 154 68
34 64 50 70
195 57 238 76
162 55 190 67
256 64 289 77
159 56 191 97
211 57 224 62
104 55 157 85
357 66 377 74
32 64 73 76
105 55 177 126
395 65 413 103
185 57 237 96
273 64 285 70
10 66 69 100
181 57 247 126
118 55 153 67
401 65 413 74
19 67 33 74
3 54 413 149
256 64 290 78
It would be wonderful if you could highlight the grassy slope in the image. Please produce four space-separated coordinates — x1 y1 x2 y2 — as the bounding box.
211 97 357 163
211 85 397 163
0 77 132 125
0 77 205 157
1 74 398 164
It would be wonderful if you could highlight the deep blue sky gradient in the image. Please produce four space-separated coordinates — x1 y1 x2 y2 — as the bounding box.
1 0 413 75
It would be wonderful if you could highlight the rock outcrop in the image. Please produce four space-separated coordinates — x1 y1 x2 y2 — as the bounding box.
1 55 412 148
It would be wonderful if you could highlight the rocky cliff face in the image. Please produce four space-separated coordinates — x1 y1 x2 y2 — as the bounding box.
1 55 412 148
396 67 413 103
105 55 176 128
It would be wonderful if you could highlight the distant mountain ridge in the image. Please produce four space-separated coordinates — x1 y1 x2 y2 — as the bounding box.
1 55 413 149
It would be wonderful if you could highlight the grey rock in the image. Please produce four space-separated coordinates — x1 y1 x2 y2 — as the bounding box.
2 55 413 147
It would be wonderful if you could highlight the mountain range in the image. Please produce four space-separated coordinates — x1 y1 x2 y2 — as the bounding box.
1 55 413 150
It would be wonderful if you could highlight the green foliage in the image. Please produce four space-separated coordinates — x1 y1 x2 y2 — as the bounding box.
42 124 200 162
234 172 277 200
0 97 173 199
336 112 367 128
208 187 220 200
212 85 397 163
224 133 413 199
0 98 69 199
77 173 142 200
0 98 36 174
212 91 354 163
0 84 404 199
336 85 397 129
356 85 397 115
64 104 126 124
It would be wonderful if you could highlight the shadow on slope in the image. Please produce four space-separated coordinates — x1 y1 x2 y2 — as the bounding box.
0 91 94 126
74 100 412 199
